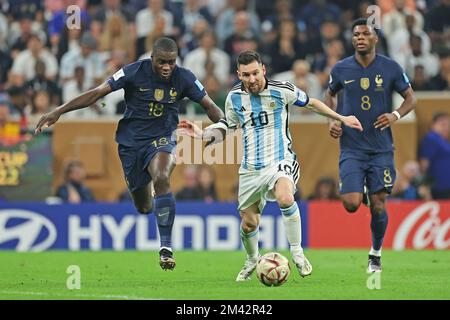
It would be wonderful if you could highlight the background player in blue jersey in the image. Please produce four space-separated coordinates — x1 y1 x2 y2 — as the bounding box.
324 19 417 273
34 37 226 270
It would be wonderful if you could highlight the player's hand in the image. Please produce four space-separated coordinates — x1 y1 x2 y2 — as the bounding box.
177 119 203 139
373 113 397 131
342 116 363 132
34 109 62 134
328 120 343 139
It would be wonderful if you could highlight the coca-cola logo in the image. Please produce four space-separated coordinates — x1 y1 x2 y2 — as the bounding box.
393 202 450 250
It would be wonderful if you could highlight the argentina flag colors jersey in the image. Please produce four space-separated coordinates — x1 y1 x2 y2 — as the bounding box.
225 79 310 172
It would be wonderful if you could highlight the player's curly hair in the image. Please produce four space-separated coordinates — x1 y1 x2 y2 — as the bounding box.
351 18 380 35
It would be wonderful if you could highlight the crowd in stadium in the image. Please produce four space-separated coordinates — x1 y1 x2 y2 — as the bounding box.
0 0 449 202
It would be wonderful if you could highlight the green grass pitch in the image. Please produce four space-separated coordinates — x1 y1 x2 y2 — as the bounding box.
0 250 449 300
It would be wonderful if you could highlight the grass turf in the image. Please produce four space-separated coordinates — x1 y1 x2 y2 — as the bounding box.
0 250 449 300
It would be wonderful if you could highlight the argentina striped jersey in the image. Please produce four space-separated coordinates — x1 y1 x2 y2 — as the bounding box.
225 79 309 171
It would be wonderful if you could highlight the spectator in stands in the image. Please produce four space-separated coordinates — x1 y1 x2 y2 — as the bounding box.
56 24 86 62
392 160 422 199
136 0 174 40
173 0 213 38
100 14 136 63
9 15 35 59
419 112 450 199
273 59 322 99
179 18 210 59
404 34 439 80
223 11 258 74
60 32 106 89
312 39 345 88
427 51 450 90
215 0 261 46
25 59 61 107
268 19 306 75
382 0 424 39
425 0 450 52
300 0 341 41
27 90 53 128
197 165 218 203
175 165 202 200
10 33 58 86
56 160 95 203
388 14 433 70
7 86 28 130
138 15 168 60
183 30 230 86
308 176 339 201
47 0 91 55
410 65 429 90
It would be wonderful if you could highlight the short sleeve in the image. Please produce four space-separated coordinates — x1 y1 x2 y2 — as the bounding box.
225 94 239 129
392 61 411 94
328 65 342 94
284 82 310 107
106 63 136 92
181 69 207 103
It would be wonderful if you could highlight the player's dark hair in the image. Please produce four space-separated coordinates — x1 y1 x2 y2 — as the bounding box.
237 50 262 67
153 37 178 54
351 18 379 35
432 112 449 124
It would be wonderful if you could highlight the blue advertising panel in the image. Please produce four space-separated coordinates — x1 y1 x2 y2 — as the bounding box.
0 201 308 251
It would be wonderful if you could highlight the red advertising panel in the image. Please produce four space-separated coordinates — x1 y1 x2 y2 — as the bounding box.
308 201 450 250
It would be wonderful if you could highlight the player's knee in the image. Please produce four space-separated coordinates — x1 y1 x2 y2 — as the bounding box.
276 193 294 208
241 221 258 234
153 173 171 194
135 203 152 215
370 202 385 215
343 200 360 213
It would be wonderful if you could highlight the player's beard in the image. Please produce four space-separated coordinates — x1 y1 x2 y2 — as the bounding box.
247 81 262 94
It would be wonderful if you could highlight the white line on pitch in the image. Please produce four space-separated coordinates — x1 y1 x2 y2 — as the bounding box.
0 291 162 300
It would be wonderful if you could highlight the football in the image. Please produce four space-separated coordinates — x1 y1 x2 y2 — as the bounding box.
256 252 291 287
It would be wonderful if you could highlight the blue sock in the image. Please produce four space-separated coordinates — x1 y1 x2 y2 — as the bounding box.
370 209 388 251
154 192 175 249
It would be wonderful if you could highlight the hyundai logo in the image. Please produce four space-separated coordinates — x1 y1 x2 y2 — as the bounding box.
0 209 57 251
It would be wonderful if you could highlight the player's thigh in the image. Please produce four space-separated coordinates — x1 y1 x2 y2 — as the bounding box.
366 153 396 195
339 157 365 195
266 159 299 203
272 177 295 205
118 144 152 194
240 201 261 233
148 151 176 181
238 171 265 214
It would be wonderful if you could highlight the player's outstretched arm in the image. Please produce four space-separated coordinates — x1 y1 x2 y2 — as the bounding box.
34 82 112 134
199 95 225 123
323 89 342 138
373 87 417 131
177 119 227 147
307 98 363 132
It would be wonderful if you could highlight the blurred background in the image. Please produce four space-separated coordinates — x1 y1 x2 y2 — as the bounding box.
0 0 448 252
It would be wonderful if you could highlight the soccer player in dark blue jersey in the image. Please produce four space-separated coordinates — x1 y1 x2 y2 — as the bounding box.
35 37 226 270
324 19 417 273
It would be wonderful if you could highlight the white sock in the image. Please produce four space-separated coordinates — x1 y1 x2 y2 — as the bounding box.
240 227 259 260
369 247 382 257
280 202 303 256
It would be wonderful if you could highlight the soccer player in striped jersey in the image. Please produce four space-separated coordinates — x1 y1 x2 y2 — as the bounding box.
178 50 362 281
